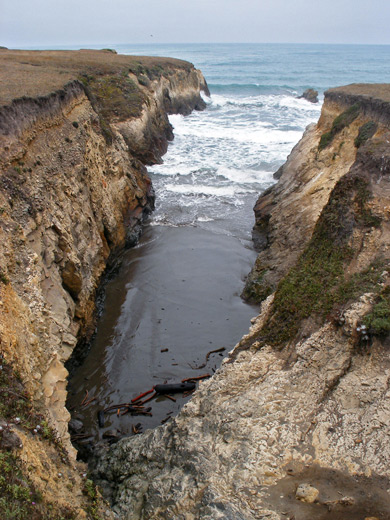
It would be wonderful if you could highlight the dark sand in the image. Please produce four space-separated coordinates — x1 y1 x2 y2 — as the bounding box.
67 225 258 442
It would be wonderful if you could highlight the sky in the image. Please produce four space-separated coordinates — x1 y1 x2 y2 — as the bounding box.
1 0 389 48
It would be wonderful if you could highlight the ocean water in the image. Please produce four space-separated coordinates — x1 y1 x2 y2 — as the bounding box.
115 43 390 240
67 43 390 439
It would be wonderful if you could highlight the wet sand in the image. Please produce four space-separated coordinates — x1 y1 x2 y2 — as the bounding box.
67 224 258 442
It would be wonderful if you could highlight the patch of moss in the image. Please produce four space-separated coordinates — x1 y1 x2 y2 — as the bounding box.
336 259 386 304
318 103 361 151
319 131 333 151
0 269 9 284
354 121 378 148
255 173 382 348
363 286 390 336
242 268 273 302
80 72 146 143
0 451 78 519
83 479 102 520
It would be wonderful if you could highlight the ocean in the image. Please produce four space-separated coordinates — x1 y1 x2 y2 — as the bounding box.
66 43 390 438
116 43 390 240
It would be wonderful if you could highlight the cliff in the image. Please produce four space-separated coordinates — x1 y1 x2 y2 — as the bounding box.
95 85 390 519
0 49 208 518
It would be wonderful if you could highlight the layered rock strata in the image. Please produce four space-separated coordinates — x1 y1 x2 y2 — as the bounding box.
95 84 390 520
0 49 208 516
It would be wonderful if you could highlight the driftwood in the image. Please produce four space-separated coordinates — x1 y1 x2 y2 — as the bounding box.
191 348 225 369
181 374 211 383
139 391 157 405
81 397 96 408
154 382 195 394
131 388 154 403
80 390 89 406
104 403 131 413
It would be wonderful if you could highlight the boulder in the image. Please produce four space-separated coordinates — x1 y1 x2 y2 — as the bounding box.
299 88 319 103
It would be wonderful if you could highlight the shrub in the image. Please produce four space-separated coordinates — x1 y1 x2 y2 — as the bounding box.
354 121 378 148
318 103 361 151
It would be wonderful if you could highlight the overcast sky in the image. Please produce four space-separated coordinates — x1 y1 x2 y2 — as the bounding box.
1 0 389 48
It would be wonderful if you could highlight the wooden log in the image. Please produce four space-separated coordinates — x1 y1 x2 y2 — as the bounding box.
154 382 195 394
131 388 155 403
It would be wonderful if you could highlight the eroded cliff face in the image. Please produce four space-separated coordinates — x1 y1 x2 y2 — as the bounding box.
94 85 390 519
0 49 208 517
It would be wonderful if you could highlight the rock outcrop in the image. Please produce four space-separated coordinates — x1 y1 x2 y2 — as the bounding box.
94 84 390 519
0 49 208 517
299 88 319 103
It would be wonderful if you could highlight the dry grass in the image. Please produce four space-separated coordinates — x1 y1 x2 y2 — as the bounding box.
0 49 193 106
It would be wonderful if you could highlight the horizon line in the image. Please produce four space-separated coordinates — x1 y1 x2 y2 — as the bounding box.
3 41 390 49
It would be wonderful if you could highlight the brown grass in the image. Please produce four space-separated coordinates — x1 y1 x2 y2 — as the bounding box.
0 49 194 106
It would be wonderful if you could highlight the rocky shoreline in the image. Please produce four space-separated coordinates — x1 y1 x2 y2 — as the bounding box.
0 49 208 518
93 84 390 520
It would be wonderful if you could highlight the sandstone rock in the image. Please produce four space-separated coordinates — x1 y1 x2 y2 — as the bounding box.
295 483 319 503
339 495 355 506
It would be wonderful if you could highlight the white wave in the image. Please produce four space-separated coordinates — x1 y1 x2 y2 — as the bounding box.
278 95 323 112
165 184 255 197
197 216 214 222
170 120 303 146
216 166 274 184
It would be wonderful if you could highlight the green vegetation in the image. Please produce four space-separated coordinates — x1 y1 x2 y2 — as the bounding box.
0 358 62 444
0 268 9 284
256 173 383 348
318 103 361 151
80 71 146 143
0 357 105 518
363 286 390 336
0 451 43 520
0 449 79 519
354 121 378 148
83 479 102 520
242 268 272 302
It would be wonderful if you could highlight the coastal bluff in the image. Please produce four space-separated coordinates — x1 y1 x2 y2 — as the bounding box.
95 84 390 520
0 49 208 518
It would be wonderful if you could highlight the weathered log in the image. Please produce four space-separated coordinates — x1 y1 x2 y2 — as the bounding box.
154 382 196 394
